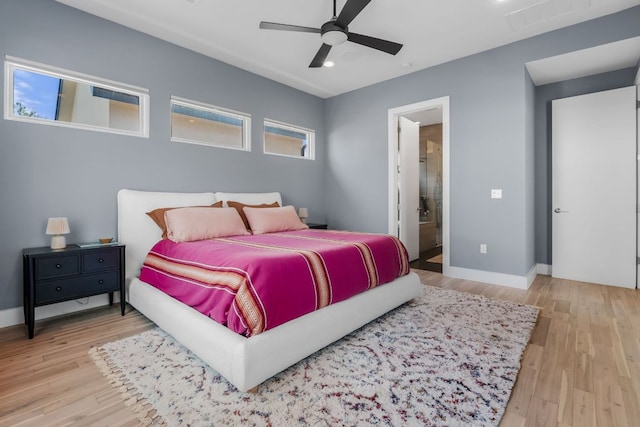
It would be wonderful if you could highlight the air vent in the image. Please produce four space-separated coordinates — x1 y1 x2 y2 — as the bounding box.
506 0 591 31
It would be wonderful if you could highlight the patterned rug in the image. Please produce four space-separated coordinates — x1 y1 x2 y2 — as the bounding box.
90 285 538 426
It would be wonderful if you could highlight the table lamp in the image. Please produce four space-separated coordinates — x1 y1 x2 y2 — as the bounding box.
298 208 308 224
46 217 70 249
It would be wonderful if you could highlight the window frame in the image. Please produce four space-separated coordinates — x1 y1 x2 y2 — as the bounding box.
263 119 315 160
170 96 251 152
4 56 149 138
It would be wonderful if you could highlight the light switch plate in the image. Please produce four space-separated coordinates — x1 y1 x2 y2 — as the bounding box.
491 189 502 199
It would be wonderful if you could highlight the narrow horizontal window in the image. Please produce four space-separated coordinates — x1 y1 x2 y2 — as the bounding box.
170 97 250 151
4 56 149 137
264 120 315 160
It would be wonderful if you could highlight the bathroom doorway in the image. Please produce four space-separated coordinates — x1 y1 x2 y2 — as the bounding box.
410 120 443 273
388 97 448 275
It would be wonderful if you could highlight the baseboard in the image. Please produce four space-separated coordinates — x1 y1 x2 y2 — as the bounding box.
0 294 120 329
536 263 552 275
527 264 538 286
444 265 536 290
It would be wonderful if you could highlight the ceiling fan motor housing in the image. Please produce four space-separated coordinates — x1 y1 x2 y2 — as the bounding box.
321 20 348 46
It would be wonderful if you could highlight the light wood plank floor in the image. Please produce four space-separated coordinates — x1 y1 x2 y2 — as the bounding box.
1 271 639 426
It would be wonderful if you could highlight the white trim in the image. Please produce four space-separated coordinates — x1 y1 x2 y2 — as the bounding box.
527 264 538 287
537 263 552 275
4 56 149 138
0 307 24 328
0 294 120 329
446 265 536 290
263 118 316 160
388 96 450 272
170 96 251 152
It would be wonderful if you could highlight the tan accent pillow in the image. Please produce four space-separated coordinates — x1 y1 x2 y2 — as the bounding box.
146 201 223 239
244 206 309 235
227 201 280 230
165 207 250 242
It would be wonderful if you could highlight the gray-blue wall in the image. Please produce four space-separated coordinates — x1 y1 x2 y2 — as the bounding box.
534 67 637 265
324 6 640 278
1 0 639 312
0 0 326 310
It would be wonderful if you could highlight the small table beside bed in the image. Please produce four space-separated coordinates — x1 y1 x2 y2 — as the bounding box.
117 189 423 392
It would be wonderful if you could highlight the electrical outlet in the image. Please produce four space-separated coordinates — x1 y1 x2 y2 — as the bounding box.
480 244 487 254
491 189 502 199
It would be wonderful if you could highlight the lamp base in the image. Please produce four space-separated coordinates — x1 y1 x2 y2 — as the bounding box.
50 235 66 250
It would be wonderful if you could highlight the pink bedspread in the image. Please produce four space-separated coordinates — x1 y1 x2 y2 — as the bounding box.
139 229 410 337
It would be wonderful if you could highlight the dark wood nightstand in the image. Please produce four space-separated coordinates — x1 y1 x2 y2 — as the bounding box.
22 244 126 338
307 223 328 229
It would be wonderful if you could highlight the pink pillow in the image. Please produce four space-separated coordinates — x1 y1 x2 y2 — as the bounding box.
244 206 309 234
165 207 250 242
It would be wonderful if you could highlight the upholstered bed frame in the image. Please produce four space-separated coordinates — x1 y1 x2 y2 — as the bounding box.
117 189 423 392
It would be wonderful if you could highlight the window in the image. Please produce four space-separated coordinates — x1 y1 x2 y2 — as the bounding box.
4 56 149 137
264 120 315 159
170 97 251 151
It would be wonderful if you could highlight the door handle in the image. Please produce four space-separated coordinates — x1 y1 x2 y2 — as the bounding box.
554 208 568 213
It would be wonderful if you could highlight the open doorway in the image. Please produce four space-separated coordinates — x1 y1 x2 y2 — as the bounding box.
410 119 443 272
388 97 450 275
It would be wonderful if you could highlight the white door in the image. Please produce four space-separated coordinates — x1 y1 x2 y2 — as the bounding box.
552 86 637 288
398 116 420 261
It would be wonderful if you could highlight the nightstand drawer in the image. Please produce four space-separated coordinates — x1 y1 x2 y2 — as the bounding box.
83 249 119 272
36 271 119 305
36 255 80 279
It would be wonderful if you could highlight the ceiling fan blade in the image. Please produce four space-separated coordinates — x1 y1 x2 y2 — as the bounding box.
309 43 332 68
347 32 403 55
336 0 372 27
259 21 321 33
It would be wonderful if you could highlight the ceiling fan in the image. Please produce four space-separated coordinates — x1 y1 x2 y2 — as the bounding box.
259 0 403 68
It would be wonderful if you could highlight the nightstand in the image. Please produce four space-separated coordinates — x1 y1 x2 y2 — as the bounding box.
22 244 126 338
307 223 328 229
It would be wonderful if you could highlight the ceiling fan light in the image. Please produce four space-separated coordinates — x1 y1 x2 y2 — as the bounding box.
321 30 348 46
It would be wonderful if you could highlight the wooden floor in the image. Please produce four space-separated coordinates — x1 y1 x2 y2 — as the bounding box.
409 247 444 273
1 272 639 426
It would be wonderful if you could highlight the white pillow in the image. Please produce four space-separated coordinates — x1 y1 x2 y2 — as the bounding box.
244 206 309 235
165 207 250 242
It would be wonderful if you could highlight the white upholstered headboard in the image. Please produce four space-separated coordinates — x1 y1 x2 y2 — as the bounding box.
117 189 282 285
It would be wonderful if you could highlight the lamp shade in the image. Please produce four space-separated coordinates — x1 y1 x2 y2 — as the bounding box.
46 217 70 235
298 208 308 224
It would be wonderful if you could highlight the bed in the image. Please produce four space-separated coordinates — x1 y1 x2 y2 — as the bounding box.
117 189 423 392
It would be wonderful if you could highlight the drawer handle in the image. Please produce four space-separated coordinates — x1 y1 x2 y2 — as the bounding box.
56 264 62 269
99 259 104 263
56 286 62 292
98 279 104 284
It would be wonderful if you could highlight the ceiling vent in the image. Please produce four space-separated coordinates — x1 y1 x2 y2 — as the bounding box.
506 0 591 31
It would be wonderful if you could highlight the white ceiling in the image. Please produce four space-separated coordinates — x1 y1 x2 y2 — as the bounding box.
526 36 640 85
55 0 640 98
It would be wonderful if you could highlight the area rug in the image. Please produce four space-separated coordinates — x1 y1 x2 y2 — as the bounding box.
89 285 538 426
